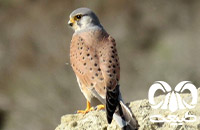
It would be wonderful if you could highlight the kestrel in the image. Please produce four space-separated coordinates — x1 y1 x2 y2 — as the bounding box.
68 8 139 130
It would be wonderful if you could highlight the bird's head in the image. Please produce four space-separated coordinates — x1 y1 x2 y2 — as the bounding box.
68 8 101 32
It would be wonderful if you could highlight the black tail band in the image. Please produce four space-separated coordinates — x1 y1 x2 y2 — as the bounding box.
106 85 120 124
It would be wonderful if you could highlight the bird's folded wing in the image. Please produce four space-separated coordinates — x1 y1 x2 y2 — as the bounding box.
70 34 106 99
98 35 120 91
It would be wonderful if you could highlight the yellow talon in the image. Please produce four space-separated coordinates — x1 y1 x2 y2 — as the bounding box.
77 101 94 114
96 104 105 110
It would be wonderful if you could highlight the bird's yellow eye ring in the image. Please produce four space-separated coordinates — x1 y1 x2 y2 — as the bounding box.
76 14 82 19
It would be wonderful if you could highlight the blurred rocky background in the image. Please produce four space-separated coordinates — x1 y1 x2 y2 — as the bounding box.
0 0 200 130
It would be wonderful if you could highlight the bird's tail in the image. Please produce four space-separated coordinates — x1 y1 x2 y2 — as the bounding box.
106 85 139 130
116 100 139 130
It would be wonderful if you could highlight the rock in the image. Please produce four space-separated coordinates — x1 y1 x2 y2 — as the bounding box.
55 88 200 130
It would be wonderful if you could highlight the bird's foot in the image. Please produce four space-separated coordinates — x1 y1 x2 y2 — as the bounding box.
77 100 94 114
77 107 94 114
96 104 105 110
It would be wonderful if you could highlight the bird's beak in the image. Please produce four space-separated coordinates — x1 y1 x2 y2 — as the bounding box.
68 18 75 27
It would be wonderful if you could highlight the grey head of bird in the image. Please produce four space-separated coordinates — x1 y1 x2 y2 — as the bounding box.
68 7 103 32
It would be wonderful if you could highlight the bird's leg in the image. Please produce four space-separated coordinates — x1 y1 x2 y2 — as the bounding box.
96 104 105 110
77 100 94 114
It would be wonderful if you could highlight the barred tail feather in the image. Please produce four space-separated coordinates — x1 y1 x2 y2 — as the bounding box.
106 85 139 130
106 85 119 124
118 100 139 130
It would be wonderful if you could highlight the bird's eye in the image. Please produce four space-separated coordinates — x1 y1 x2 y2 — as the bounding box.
76 15 82 19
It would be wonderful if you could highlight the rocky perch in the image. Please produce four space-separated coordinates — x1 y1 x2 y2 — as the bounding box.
55 88 200 130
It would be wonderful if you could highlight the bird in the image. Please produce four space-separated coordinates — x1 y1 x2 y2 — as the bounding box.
68 7 139 130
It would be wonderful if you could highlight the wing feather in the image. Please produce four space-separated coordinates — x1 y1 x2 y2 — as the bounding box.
98 35 120 90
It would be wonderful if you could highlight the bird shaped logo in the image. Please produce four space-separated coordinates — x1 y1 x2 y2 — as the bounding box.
148 81 198 112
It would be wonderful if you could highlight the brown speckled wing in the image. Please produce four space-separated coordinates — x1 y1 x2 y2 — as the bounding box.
70 31 120 101
70 32 106 100
98 36 120 91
